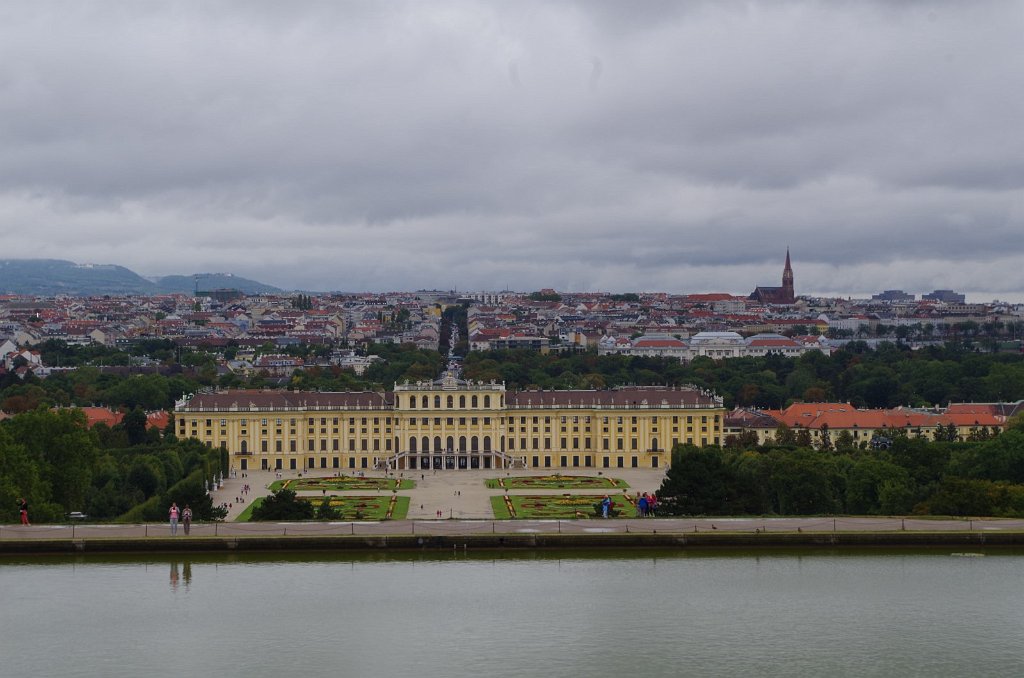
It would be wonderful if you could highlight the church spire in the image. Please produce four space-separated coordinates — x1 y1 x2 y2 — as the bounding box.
782 248 794 303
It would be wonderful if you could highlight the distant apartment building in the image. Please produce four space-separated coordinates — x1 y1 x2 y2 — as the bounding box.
923 290 966 303
724 401 1011 447
599 332 828 361
872 290 915 302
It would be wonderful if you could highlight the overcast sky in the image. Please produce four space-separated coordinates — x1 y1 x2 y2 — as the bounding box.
1 2 1022 300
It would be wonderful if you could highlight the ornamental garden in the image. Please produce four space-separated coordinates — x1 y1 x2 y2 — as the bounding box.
242 474 640 522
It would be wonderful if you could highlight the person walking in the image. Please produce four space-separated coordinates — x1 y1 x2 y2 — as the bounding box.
18 498 30 526
168 502 180 535
182 505 193 535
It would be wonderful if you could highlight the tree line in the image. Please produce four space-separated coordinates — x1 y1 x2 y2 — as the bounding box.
463 341 1024 408
0 408 227 524
657 421 1024 517
3 340 1023 417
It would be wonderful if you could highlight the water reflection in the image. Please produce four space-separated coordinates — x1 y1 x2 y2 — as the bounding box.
169 560 193 591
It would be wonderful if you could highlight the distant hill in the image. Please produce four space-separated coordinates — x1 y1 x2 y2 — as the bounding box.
0 259 282 296
155 273 282 295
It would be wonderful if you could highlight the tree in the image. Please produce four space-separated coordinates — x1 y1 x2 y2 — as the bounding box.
118 407 149 446
773 423 796 446
657 446 745 515
818 423 833 451
724 430 760 449
766 449 843 515
250 488 314 521
834 430 855 451
316 496 340 520
933 423 959 442
845 457 911 514
5 409 99 512
165 472 227 522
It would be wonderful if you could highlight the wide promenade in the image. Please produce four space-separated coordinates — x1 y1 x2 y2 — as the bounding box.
3 515 1024 540
6 468 1024 551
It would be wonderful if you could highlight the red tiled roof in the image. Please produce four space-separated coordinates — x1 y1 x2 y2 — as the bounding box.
684 293 736 302
80 407 122 428
633 339 686 348
147 411 171 430
78 407 171 430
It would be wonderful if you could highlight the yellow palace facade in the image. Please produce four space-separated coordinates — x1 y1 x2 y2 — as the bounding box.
176 372 725 473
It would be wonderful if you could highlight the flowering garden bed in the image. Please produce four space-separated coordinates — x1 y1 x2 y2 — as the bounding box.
485 475 628 490
236 495 408 521
300 495 409 520
490 493 632 519
269 476 414 492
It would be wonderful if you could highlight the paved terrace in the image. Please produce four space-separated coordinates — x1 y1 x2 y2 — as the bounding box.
3 517 1022 541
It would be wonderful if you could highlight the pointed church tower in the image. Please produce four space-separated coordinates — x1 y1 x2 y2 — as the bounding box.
782 249 795 303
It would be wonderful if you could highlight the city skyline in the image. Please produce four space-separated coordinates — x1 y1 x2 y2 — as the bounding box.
2 3 1022 300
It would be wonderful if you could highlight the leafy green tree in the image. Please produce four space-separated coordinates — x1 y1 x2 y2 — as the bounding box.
0 427 53 522
164 472 226 522
773 423 796 446
924 477 993 516
765 449 843 515
657 446 746 515
834 430 856 451
250 488 314 521
950 429 1024 483
818 424 833 451
117 407 149 446
316 496 340 520
4 409 99 512
845 457 910 514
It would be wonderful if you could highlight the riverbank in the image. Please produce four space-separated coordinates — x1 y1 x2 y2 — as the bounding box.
4 528 1024 555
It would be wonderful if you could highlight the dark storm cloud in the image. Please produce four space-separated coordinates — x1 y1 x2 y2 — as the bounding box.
0 1 1022 298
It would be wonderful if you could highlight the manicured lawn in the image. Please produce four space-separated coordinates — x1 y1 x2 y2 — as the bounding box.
491 496 512 520
269 476 414 492
235 497 263 522
494 493 635 519
486 474 628 490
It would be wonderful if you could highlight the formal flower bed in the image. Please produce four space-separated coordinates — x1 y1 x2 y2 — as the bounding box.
297 495 409 520
494 494 630 519
270 476 414 492
485 474 627 490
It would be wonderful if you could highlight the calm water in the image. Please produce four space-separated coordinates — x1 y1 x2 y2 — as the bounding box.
2 548 1023 678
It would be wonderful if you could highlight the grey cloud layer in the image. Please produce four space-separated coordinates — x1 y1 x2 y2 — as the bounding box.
1 1 1022 297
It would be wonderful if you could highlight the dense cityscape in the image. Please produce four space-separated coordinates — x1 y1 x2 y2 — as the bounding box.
1 250 1022 527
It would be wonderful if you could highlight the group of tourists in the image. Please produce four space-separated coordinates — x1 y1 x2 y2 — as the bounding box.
636 492 657 517
167 502 193 535
233 483 252 505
